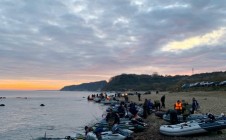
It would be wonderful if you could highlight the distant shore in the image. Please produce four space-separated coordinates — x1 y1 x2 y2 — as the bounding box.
120 91 226 140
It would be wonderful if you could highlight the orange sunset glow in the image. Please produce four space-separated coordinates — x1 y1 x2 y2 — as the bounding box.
0 80 79 91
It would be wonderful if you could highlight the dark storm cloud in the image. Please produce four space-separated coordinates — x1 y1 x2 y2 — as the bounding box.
0 0 226 82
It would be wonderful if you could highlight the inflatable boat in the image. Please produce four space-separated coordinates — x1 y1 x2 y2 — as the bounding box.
93 124 134 137
94 122 146 132
34 132 84 140
35 130 127 140
101 99 118 105
100 131 126 140
160 119 226 136
155 111 166 118
163 113 218 123
93 97 101 102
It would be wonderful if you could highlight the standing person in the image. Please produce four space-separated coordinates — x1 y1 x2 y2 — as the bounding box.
138 93 141 101
174 100 182 115
146 99 151 115
143 99 149 119
191 97 199 114
117 102 125 118
161 95 165 108
124 95 129 103
129 102 138 116
124 103 128 116
182 102 191 121
127 95 129 102
154 100 161 111
148 99 154 110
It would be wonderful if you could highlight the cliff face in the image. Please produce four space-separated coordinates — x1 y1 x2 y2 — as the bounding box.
60 80 107 91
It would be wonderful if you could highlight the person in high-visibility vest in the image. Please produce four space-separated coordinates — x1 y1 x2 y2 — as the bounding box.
174 100 182 114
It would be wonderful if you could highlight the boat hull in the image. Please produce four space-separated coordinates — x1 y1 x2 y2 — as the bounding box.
160 119 226 136
160 123 207 136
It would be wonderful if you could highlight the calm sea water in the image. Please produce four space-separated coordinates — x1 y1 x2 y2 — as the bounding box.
0 91 107 140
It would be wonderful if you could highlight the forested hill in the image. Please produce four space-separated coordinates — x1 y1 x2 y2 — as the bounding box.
102 71 226 91
102 74 184 91
60 80 107 91
60 71 226 91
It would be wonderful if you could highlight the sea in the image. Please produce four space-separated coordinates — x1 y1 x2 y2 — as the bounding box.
0 90 108 140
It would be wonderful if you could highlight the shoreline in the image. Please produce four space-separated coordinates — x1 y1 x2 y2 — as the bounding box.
119 91 226 140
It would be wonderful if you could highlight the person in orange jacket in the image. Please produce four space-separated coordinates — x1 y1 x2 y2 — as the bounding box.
174 100 182 115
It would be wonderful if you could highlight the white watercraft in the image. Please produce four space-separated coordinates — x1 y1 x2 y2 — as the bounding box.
160 118 226 136
163 113 221 123
101 131 126 140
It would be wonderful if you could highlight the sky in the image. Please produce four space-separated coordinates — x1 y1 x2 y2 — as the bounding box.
0 0 226 90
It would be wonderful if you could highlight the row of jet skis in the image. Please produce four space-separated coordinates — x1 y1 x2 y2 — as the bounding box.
155 109 226 136
36 96 148 140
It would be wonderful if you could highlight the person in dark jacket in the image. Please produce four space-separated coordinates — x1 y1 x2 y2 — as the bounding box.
148 99 154 110
154 100 161 111
167 109 178 124
85 126 89 136
106 109 120 127
161 95 165 108
191 97 199 114
143 99 149 119
129 102 137 116
124 95 129 103
182 102 190 121
138 93 141 101
117 102 126 118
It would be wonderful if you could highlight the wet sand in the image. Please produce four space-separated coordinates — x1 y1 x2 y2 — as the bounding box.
122 91 226 140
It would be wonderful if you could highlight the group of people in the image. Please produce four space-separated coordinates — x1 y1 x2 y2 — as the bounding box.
142 95 166 119
137 92 165 108
140 93 199 123
172 97 199 123
84 92 201 139
124 92 199 122
84 103 123 140
142 99 152 118
87 93 108 100
106 101 146 126
174 97 199 115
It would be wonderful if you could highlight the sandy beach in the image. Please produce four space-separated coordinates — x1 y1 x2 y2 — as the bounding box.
122 91 226 140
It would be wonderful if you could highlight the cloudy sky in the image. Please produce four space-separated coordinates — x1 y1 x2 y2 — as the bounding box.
0 0 226 90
